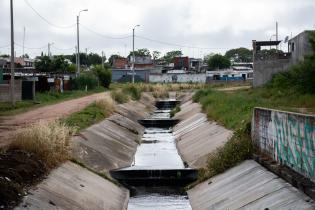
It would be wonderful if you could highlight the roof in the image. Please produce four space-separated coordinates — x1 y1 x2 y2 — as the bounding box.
253 40 281 47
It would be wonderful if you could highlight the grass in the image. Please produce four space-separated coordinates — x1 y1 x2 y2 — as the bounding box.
170 105 181 118
0 87 105 116
62 98 115 131
9 120 75 170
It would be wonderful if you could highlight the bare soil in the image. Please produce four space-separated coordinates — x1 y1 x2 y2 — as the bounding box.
0 150 47 209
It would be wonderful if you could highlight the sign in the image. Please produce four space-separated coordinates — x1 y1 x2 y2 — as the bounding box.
48 78 54 83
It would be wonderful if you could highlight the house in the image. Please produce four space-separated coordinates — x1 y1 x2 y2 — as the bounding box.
252 30 314 87
113 57 128 69
0 57 35 69
173 56 203 72
206 69 253 82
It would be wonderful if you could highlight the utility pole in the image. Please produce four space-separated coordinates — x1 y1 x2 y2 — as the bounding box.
132 25 140 84
10 0 15 106
101 51 104 68
22 26 25 61
276 21 279 51
76 9 88 76
48 43 50 57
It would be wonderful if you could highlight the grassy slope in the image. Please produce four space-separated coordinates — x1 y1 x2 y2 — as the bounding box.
0 87 105 116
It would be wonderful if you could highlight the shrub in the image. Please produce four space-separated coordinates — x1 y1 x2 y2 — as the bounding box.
200 127 253 181
72 72 98 90
92 65 112 88
122 84 141 100
111 90 129 104
9 121 75 169
170 105 181 117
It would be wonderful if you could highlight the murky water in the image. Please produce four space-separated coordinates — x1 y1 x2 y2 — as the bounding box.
127 105 192 210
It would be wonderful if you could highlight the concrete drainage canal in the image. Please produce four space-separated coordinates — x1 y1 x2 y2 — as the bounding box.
110 100 197 209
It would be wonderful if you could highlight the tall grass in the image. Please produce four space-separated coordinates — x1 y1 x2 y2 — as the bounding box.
9 121 75 169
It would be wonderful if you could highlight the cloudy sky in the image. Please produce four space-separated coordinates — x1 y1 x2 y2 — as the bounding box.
0 0 315 58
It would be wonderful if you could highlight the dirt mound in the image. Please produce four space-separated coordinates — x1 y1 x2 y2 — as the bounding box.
0 150 47 209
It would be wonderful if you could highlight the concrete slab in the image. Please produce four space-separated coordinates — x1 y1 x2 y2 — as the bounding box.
173 101 232 168
188 160 315 210
16 162 129 210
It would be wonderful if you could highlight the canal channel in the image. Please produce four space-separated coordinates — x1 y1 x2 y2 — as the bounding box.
111 100 196 209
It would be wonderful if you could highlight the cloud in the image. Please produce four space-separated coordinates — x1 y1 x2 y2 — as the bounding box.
0 0 314 58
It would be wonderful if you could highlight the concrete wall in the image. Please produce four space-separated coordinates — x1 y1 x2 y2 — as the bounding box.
188 160 315 210
252 107 315 181
289 31 314 64
149 74 206 83
0 80 22 102
253 58 291 87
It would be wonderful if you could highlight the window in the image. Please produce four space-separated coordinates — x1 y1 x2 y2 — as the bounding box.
291 42 295 52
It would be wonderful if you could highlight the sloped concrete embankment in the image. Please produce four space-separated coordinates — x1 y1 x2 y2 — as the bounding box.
173 98 315 209
16 93 155 210
173 99 232 168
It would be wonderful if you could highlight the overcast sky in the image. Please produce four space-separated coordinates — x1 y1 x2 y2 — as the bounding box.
0 0 315 58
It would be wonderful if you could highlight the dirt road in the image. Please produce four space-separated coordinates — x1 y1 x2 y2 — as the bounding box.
0 92 109 147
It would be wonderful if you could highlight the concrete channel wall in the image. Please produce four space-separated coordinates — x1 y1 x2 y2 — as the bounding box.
173 100 232 168
188 160 315 210
16 93 156 210
252 107 315 181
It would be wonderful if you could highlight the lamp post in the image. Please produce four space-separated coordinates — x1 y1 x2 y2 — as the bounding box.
132 24 140 83
76 9 88 76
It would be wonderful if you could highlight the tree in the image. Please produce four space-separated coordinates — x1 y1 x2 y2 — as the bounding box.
35 55 69 72
92 65 112 88
35 56 53 72
163 50 183 63
51 55 69 72
128 48 151 57
66 64 76 73
207 54 231 70
225 47 252 62
152 51 161 60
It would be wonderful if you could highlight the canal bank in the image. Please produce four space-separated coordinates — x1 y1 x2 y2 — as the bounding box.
16 93 156 210
173 98 315 210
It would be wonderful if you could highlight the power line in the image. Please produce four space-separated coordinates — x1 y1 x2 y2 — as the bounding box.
81 24 132 40
0 44 10 49
24 0 76 29
136 35 230 50
15 42 47 50
51 45 75 51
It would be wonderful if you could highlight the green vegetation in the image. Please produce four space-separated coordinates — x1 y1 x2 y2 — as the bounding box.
111 90 129 104
62 98 115 131
91 65 112 88
170 105 181 118
206 54 231 70
269 32 315 94
72 72 99 90
0 88 105 116
225 47 252 62
35 55 70 73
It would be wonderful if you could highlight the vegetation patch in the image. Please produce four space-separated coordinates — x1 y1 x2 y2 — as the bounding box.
9 121 75 170
170 105 181 118
111 89 129 104
62 98 115 131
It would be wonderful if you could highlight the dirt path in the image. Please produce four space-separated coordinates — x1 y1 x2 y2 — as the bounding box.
216 86 251 92
0 92 109 147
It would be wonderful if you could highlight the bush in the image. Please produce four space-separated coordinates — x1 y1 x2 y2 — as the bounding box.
9 121 75 169
170 105 181 117
72 72 98 90
111 90 129 104
122 84 141 100
200 127 253 181
92 65 112 88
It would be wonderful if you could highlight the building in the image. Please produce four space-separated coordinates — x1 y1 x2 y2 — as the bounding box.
0 57 35 69
206 69 253 82
113 57 128 69
173 56 203 72
252 30 314 87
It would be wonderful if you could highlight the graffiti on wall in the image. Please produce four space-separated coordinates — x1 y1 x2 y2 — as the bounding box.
252 108 315 180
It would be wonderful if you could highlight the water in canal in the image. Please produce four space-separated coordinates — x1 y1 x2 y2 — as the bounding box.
127 107 192 210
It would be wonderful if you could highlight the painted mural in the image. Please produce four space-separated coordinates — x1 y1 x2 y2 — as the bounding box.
252 108 315 180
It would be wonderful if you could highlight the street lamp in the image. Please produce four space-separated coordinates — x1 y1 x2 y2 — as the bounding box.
77 9 88 76
132 24 140 83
